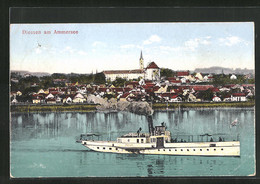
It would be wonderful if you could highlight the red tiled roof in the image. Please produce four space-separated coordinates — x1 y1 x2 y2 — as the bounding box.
144 80 153 83
120 92 130 98
232 93 246 97
211 87 220 92
160 93 175 97
143 84 155 89
146 62 159 69
112 88 124 92
177 71 189 76
171 94 178 99
224 84 236 88
98 88 108 92
49 88 58 91
170 80 181 83
167 77 176 80
103 69 144 74
153 86 160 91
191 85 214 91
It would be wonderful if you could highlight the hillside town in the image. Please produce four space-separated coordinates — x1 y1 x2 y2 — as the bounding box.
10 52 255 105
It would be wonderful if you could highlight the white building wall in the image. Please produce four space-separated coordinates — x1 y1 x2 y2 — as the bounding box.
105 73 144 81
145 68 160 80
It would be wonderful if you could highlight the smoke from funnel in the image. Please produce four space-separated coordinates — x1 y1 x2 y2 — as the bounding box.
87 94 154 115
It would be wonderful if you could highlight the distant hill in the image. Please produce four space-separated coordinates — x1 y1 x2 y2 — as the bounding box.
194 66 254 75
11 70 50 77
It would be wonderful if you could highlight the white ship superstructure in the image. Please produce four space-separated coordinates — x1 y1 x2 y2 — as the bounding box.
80 123 240 157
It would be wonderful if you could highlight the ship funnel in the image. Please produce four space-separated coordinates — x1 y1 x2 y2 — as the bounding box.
147 115 154 135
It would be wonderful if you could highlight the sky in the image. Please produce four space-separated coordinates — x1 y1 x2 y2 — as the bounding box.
10 23 254 74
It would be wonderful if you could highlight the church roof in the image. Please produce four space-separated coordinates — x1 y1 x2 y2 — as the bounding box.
103 69 144 74
146 62 159 69
140 51 143 60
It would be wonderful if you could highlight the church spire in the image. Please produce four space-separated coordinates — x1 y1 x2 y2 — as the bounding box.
140 50 143 60
139 50 144 70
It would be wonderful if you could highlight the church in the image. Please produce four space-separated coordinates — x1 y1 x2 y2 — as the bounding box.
103 51 160 81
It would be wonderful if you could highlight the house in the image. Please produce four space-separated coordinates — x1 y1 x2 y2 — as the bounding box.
191 85 214 92
16 91 22 96
10 91 17 98
223 95 232 102
180 77 187 84
230 74 237 80
46 93 55 99
56 96 63 103
231 93 247 102
154 85 168 94
11 98 18 104
219 87 230 92
145 61 160 80
118 92 130 101
176 71 189 77
188 93 197 102
73 93 86 103
32 98 41 104
37 89 45 94
169 80 181 85
195 73 204 81
63 96 73 104
169 94 182 102
212 96 221 102
46 98 56 104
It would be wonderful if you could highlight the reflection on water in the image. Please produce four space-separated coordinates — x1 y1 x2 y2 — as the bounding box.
10 109 255 177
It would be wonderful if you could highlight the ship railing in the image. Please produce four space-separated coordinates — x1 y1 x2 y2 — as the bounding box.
170 134 240 143
76 133 101 142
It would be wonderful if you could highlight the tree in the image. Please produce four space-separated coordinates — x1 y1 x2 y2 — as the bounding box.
51 73 67 79
112 77 127 87
94 72 106 84
160 68 176 78
197 89 214 101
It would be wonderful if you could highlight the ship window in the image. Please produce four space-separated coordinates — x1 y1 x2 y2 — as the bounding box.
214 149 216 151
137 139 139 143
193 149 196 151
116 148 118 150
128 139 130 142
175 149 177 151
221 148 224 151
169 149 171 151
141 139 144 143
163 149 165 151
97 147 99 149
158 149 160 151
84 142 86 145
103 147 105 150
109 148 112 150
200 149 202 151
187 149 189 151
181 149 183 151
210 144 216 147
207 149 209 151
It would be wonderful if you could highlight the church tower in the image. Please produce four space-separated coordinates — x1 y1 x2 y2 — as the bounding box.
139 50 144 70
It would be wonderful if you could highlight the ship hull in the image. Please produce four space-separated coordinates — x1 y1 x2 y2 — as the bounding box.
81 140 240 157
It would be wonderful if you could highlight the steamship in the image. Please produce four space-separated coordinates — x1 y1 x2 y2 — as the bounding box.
79 122 240 157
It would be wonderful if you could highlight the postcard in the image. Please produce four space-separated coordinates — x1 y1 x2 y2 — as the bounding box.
10 22 255 177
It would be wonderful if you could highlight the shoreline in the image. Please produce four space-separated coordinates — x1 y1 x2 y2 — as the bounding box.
10 101 255 113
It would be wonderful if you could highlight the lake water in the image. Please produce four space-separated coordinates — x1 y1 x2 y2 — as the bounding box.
10 108 255 177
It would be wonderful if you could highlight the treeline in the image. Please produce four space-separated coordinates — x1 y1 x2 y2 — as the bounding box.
160 68 254 85
11 72 106 96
